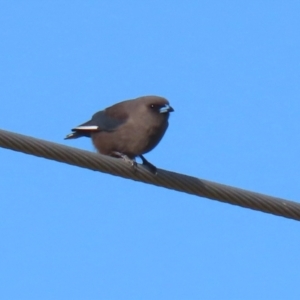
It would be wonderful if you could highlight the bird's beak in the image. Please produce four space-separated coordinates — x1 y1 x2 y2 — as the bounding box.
159 104 174 114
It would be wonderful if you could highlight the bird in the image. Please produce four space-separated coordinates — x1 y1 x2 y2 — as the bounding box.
64 95 174 174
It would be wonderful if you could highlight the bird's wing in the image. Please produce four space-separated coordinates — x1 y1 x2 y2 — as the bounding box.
65 109 128 139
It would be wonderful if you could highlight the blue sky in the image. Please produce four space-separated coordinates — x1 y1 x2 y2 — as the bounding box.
1 1 300 299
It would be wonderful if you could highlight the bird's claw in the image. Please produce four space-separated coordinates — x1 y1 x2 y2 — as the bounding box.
112 151 137 170
111 152 157 174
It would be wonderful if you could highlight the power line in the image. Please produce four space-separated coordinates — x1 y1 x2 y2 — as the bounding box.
0 128 299 221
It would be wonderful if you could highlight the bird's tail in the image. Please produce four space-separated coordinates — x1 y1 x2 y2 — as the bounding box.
64 125 100 140
64 132 82 140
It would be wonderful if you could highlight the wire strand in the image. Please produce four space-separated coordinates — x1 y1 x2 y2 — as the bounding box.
0 128 299 221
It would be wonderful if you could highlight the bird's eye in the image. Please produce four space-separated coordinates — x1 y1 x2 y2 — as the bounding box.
150 104 161 110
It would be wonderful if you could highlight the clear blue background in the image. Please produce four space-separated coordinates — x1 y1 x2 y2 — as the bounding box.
1 1 300 299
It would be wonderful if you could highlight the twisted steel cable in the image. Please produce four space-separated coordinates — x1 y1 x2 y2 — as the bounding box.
1 128 299 221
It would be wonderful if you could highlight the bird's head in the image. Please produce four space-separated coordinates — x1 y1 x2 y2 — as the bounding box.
140 96 174 118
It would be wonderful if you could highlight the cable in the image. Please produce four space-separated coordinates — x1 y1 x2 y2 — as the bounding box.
0 128 299 221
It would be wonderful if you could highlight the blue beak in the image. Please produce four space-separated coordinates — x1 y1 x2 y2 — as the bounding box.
159 104 174 114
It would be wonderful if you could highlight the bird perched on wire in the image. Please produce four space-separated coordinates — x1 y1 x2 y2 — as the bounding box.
64 95 174 174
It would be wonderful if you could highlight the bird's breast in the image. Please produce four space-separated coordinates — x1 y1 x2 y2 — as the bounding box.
91 117 168 158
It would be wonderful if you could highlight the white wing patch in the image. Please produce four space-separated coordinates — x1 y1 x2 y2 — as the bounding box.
74 126 99 131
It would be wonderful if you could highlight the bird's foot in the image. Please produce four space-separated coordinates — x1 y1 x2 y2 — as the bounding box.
139 155 157 175
112 151 137 169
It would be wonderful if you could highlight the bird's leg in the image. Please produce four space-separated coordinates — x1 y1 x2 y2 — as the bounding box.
111 151 137 169
139 155 157 175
